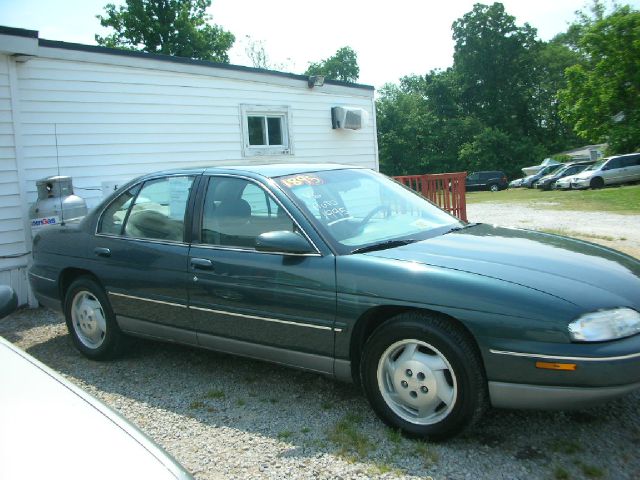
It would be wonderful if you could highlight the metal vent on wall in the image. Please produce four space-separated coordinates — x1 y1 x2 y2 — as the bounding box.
331 106 368 130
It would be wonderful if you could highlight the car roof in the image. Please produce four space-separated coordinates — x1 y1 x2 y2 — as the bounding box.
138 163 364 181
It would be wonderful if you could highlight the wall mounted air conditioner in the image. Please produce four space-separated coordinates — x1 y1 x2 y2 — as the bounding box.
331 106 369 130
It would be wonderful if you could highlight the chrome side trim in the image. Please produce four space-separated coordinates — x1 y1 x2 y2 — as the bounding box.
190 305 335 331
28 272 56 282
108 291 188 309
95 233 188 247
189 243 321 257
489 348 640 362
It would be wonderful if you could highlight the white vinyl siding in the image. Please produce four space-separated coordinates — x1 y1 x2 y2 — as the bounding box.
16 57 376 209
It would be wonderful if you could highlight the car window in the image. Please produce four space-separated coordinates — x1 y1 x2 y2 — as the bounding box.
98 185 140 235
605 158 622 170
467 173 479 181
201 177 295 249
123 176 194 242
620 156 640 168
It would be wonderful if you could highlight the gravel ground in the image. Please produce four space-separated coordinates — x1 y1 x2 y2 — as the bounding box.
467 202 640 259
3 202 640 480
3 309 640 480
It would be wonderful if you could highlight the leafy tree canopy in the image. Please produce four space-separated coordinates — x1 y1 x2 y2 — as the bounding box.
558 4 640 153
305 46 360 83
96 0 235 62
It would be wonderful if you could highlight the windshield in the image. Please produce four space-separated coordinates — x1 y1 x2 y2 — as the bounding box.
540 164 563 176
585 160 605 171
277 169 461 253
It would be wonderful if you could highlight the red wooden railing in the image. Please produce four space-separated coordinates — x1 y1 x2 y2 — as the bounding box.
394 172 468 222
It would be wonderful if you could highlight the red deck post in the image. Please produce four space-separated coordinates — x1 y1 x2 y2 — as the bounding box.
394 172 467 222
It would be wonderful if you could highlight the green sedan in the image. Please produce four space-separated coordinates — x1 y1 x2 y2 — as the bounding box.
29 164 640 439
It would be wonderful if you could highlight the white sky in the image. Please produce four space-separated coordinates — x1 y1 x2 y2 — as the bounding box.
1 0 638 88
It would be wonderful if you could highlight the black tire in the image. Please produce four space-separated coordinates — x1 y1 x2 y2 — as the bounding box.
64 276 124 360
360 312 488 440
590 177 604 189
489 183 499 192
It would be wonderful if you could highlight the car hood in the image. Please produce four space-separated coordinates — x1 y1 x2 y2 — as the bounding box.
364 224 640 310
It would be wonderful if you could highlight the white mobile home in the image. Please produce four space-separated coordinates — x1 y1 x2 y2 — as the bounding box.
0 26 378 305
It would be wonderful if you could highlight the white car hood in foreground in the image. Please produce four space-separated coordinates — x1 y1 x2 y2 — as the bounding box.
0 336 192 480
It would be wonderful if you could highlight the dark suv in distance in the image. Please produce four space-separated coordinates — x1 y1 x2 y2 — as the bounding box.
465 171 508 192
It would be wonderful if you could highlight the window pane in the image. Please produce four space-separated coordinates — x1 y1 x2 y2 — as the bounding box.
267 117 283 145
201 177 295 248
123 176 194 242
248 116 266 145
98 185 140 235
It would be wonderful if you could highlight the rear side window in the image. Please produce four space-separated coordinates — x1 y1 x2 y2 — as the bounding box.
123 176 195 242
606 158 622 169
621 156 640 167
98 185 140 235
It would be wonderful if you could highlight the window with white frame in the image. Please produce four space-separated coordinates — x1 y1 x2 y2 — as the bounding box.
241 105 292 157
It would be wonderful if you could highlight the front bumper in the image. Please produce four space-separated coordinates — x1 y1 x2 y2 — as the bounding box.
571 178 591 189
483 334 640 409
489 380 640 409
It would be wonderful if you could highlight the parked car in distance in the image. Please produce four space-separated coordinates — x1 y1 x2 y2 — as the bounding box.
521 164 564 188
509 178 524 188
466 171 508 192
0 285 193 480
536 162 593 191
29 164 640 440
571 153 640 189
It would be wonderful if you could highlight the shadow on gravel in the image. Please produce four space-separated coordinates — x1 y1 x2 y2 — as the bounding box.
12 308 640 480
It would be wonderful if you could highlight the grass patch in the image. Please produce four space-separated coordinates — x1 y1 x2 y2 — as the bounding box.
236 399 246 407
277 430 294 440
327 413 372 459
189 400 205 410
577 463 604 479
553 465 571 480
205 389 225 400
412 440 439 465
301 427 311 434
550 438 584 455
386 428 403 444
466 184 640 214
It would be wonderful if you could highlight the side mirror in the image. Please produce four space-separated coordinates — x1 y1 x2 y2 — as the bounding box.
255 231 315 255
0 285 18 320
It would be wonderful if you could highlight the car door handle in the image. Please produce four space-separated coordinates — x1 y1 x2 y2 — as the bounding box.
94 247 111 257
190 258 213 270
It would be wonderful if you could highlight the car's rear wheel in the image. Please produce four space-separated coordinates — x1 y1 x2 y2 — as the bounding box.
489 183 499 192
361 312 487 440
64 276 124 360
590 177 604 189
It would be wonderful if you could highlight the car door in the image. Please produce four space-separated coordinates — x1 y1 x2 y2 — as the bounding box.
601 158 624 185
466 173 480 191
187 175 337 372
93 175 197 335
620 155 640 183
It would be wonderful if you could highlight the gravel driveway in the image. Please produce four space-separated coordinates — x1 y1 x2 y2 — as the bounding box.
3 202 640 480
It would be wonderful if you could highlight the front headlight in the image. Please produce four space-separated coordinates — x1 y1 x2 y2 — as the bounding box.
569 308 640 342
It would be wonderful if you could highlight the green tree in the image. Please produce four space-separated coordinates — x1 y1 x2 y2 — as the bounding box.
305 46 359 83
96 0 235 62
558 5 640 153
452 2 539 136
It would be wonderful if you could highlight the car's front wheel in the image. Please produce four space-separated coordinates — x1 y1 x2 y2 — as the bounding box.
489 183 499 192
64 276 124 360
590 177 604 189
361 312 487 440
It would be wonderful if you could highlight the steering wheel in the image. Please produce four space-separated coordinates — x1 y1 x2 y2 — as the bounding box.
358 205 392 229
